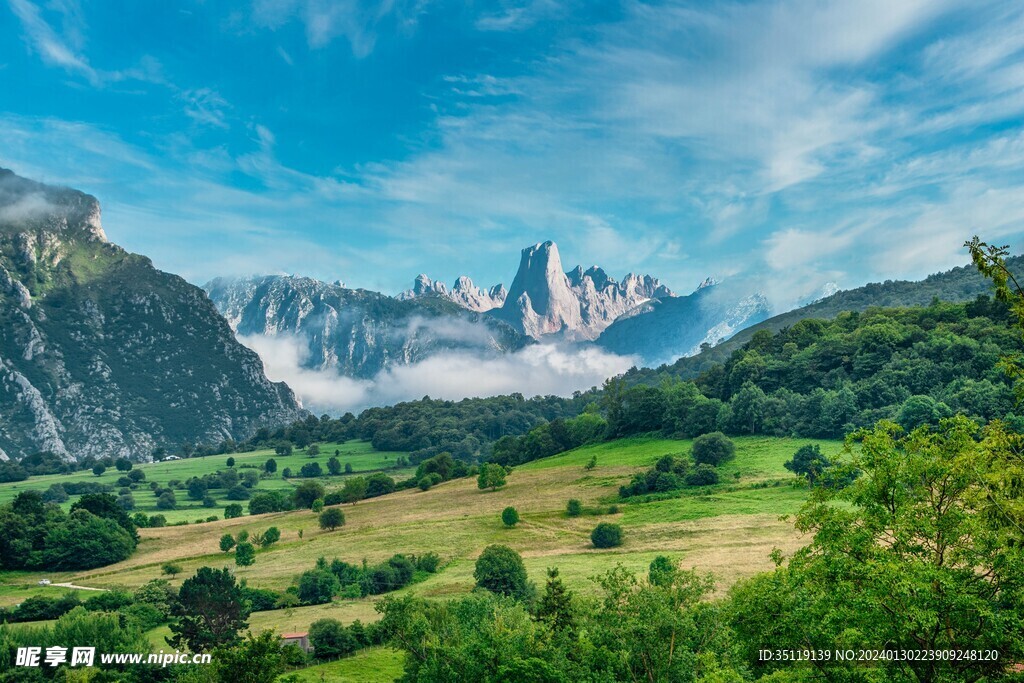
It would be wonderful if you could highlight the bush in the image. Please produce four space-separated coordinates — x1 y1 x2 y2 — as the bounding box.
162 562 183 578
323 491 344 505
312 498 325 513
685 464 720 486
691 432 736 467
220 534 236 552
473 545 531 601
591 523 623 548
415 552 441 573
149 514 167 528
501 506 520 527
156 491 177 510
319 507 345 531
224 504 243 519
418 472 443 491
566 499 583 517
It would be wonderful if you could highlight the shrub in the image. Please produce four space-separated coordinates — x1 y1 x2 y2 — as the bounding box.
149 514 167 528
566 499 583 517
501 506 520 527
257 527 281 547
156 491 177 510
415 552 441 573
224 504 243 519
162 563 182 578
311 498 325 513
591 523 623 548
685 464 720 486
691 432 736 467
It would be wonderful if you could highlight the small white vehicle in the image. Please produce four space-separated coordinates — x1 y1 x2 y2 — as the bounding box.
37 579 51 586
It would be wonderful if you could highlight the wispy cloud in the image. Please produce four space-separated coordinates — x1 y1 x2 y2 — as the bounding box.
8 0 97 83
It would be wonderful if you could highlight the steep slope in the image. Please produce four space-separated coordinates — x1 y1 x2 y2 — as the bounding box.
595 282 771 366
491 241 675 340
0 169 303 461
205 275 530 378
625 255 1024 382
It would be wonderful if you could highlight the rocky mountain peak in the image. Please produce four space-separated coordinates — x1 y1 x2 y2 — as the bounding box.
0 169 303 461
400 273 506 312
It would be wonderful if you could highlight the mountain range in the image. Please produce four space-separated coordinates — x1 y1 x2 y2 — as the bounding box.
207 240 765 380
205 275 529 379
0 169 303 461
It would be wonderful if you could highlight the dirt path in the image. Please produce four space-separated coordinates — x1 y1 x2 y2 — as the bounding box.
48 582 108 592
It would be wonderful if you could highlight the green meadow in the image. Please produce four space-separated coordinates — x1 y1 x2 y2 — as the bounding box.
0 434 842 680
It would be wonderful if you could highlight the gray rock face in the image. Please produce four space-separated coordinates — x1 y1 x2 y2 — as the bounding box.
206 275 530 378
399 274 507 311
0 169 304 461
492 241 675 341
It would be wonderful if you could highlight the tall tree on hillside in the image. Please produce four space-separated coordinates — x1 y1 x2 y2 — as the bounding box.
168 567 251 652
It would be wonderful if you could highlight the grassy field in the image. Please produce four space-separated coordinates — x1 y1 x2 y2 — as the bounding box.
1 434 843 680
0 440 414 524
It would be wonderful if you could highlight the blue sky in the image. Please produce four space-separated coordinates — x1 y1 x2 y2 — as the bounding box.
2 0 1024 302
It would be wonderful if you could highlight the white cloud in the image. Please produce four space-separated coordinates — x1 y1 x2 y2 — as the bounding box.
239 334 635 414
8 0 97 83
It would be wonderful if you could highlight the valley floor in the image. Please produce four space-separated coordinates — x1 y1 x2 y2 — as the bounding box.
0 435 842 680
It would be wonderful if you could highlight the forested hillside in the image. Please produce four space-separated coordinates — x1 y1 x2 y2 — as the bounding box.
626 255 1024 383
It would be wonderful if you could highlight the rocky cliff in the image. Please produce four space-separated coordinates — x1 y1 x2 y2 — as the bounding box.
492 241 675 341
0 169 303 461
205 275 530 378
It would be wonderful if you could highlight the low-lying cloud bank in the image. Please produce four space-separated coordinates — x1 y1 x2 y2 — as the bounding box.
239 334 637 414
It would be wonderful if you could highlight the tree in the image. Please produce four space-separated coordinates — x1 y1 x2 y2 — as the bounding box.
784 444 832 486
307 444 320 456
311 498 325 513
42 510 136 570
298 569 339 605
584 455 597 471
71 493 138 540
127 469 145 482
474 545 531 601
565 499 583 517
319 507 345 531
327 456 342 475
226 456 236 467
264 458 277 474
344 462 353 474
219 533 236 552
257 526 280 548
212 630 285 683
169 567 251 652
309 618 358 659
341 476 368 503
224 504 243 519
157 491 177 510
501 506 520 527
275 443 293 456
162 562 182 578
235 542 256 567
477 463 507 491
691 432 735 467
591 523 623 548
92 463 106 477
535 567 574 632
294 481 326 509
733 417 1024 681
115 457 132 472
648 556 677 587
188 479 208 500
